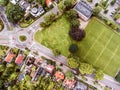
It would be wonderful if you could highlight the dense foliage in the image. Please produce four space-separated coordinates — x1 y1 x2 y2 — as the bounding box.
0 0 9 6
67 57 79 68
69 28 85 41
65 71 74 80
79 63 94 75
5 4 24 23
94 70 104 80
69 44 79 53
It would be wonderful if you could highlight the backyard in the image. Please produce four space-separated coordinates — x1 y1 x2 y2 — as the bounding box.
34 16 120 77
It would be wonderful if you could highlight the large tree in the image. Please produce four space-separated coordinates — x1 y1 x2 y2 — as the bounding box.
79 63 94 75
69 28 86 41
58 1 66 12
93 6 102 16
36 0 46 8
64 0 74 10
0 0 9 6
5 4 24 23
69 44 79 53
94 69 104 81
67 57 79 68
65 71 74 79
65 9 78 20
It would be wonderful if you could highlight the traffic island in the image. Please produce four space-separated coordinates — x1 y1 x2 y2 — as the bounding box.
19 35 27 42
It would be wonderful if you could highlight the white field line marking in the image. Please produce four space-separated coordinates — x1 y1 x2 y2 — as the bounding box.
93 33 114 65
84 30 105 60
103 45 119 71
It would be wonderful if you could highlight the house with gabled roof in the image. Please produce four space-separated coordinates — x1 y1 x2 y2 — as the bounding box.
63 78 76 89
4 53 16 63
54 71 65 82
15 54 24 65
44 64 55 74
46 0 53 7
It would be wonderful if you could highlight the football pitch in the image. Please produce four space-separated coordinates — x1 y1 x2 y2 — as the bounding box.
78 17 120 77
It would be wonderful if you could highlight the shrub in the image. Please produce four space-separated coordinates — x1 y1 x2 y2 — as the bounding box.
70 19 80 28
104 9 108 14
69 44 79 53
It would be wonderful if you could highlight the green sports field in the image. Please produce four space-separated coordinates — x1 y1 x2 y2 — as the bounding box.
79 17 120 77
35 16 120 77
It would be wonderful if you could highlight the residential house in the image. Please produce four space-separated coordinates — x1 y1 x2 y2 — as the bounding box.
15 54 24 65
46 0 53 7
34 59 43 67
4 53 15 63
63 78 76 89
30 7 44 17
9 0 19 4
25 57 35 66
44 64 55 74
18 0 31 12
74 0 93 21
73 82 88 90
54 71 65 82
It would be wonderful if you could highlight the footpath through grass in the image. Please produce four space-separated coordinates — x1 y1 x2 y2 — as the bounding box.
35 16 120 77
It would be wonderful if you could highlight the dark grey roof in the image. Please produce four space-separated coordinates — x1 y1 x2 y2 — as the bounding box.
73 82 87 90
74 0 92 18
18 74 25 81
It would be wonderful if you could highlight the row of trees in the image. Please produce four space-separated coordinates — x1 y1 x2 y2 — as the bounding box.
67 57 104 81
40 13 56 28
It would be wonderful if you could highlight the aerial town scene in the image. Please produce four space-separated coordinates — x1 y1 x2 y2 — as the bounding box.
0 0 120 90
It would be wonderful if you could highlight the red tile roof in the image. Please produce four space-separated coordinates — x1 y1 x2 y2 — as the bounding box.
45 64 54 73
63 79 76 89
15 54 24 65
4 53 15 63
46 0 52 7
54 71 64 82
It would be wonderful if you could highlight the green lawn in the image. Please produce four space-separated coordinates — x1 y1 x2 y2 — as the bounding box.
34 16 120 77
34 16 72 56
78 17 120 77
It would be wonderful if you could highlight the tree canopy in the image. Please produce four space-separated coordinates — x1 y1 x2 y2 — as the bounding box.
67 57 79 68
0 0 9 6
94 69 104 80
79 63 94 75
65 9 78 20
65 71 74 79
5 4 24 23
69 44 79 53
93 6 102 15
69 28 86 41
64 0 74 10
58 1 66 12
